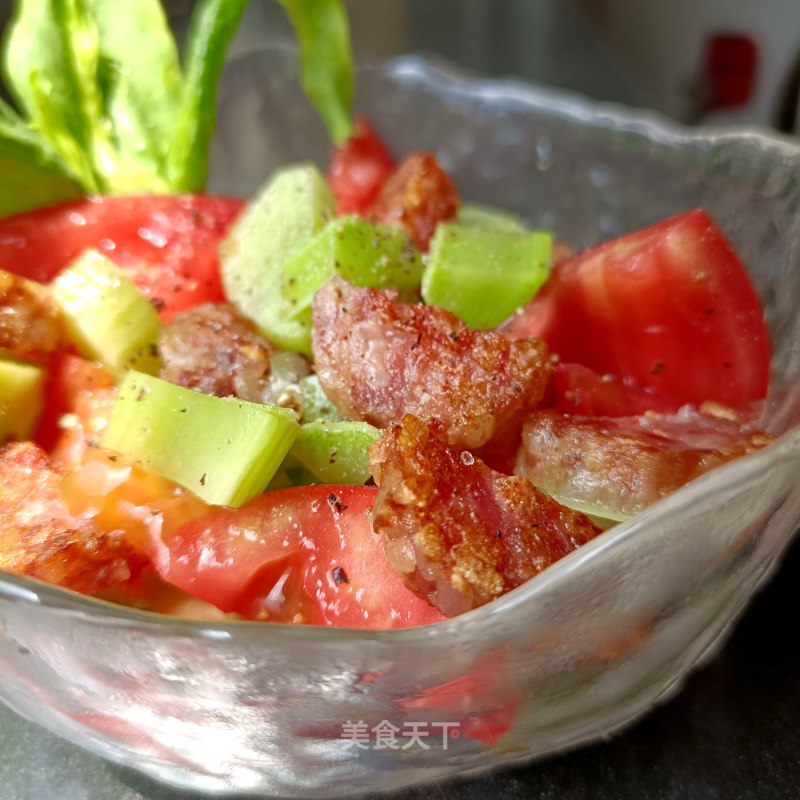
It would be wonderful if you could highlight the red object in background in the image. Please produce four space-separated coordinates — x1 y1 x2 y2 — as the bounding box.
328 118 395 215
703 33 758 109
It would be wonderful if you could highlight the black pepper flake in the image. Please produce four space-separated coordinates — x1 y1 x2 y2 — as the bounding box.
449 330 460 342
150 297 166 312
331 566 349 585
411 332 422 350
327 492 348 513
108 454 118 462
651 360 665 375
136 386 148 402
328 449 338 464
496 529 504 539
200 473 207 486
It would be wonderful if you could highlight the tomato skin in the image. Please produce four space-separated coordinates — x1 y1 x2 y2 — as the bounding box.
151 485 445 629
503 210 770 410
328 117 395 215
0 195 245 321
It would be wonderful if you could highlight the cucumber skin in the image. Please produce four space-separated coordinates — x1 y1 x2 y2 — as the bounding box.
422 223 552 330
103 371 298 507
290 420 380 485
220 164 335 355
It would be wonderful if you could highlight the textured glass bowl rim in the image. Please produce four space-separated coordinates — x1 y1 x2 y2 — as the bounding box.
1 53 800 649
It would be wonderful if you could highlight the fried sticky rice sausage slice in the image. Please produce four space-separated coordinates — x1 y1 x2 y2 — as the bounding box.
515 409 774 516
370 414 602 616
0 269 61 355
367 152 459 251
312 276 553 452
0 442 132 593
159 303 275 401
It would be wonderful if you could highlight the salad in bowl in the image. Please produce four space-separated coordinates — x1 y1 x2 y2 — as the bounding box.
0 0 799 796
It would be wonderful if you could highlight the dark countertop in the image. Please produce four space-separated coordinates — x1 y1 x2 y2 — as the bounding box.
1 2 797 798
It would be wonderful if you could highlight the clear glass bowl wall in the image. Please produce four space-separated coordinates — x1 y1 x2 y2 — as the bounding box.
0 49 799 798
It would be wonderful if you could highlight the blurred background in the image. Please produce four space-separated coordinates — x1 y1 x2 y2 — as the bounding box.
0 0 797 133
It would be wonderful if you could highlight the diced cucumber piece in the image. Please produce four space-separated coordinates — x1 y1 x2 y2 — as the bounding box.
299 374 341 423
0 358 45 441
273 455 320 488
281 216 423 344
220 164 335 355
457 203 526 233
544 493 632 530
290 420 380 485
52 250 161 376
103 371 298 507
422 224 552 330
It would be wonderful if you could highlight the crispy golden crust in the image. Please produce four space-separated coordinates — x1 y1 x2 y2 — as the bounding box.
312 277 553 453
0 442 132 593
370 415 602 616
515 410 774 515
0 269 61 355
367 152 459 251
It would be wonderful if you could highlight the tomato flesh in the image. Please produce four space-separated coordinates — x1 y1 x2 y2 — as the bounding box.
552 362 682 417
151 485 445 629
0 195 245 321
328 117 395 215
503 210 770 410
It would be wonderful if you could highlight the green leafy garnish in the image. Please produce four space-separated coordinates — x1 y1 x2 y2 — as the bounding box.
0 97 83 215
166 0 249 192
0 0 356 217
278 0 355 145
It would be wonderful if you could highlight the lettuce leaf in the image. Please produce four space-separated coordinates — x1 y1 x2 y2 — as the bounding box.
0 0 356 216
166 0 249 193
279 0 355 145
0 98 83 216
85 0 183 187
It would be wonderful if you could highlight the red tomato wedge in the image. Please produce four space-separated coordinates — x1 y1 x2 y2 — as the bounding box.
552 362 682 417
0 195 245 321
150 485 445 629
328 117 395 215
503 210 770 410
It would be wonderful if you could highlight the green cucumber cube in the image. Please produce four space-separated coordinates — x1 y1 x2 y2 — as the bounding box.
422 224 552 329
52 249 161 376
456 203 526 233
299 374 341 423
0 357 45 441
103 371 298 507
290 420 380 485
281 216 423 341
220 164 335 355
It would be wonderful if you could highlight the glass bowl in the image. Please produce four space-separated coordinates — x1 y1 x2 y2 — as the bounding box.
1 48 800 798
